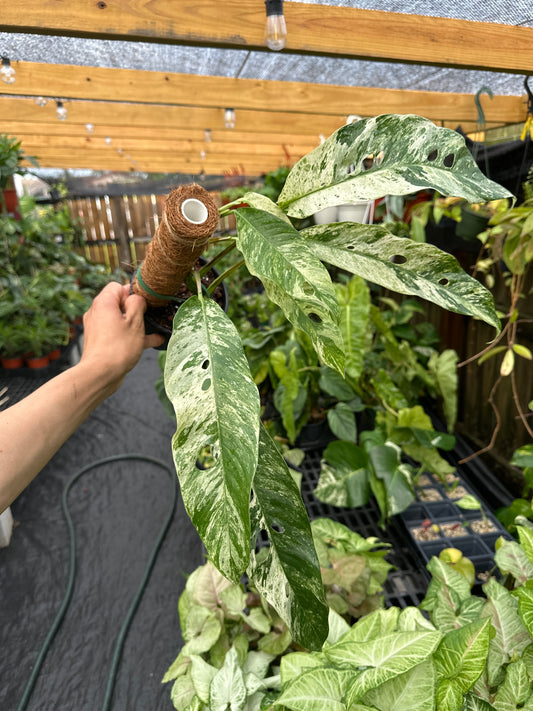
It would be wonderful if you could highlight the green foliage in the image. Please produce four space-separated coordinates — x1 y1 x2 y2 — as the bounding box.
0 133 38 191
164 517 393 711
270 525 533 711
164 114 509 650
0 194 115 359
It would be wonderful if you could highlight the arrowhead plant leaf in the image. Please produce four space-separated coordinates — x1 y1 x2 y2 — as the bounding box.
278 113 513 218
165 295 261 582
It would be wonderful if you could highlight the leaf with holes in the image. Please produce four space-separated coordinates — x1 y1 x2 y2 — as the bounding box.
165 295 261 582
247 426 329 651
300 222 500 330
278 114 513 218
234 207 345 373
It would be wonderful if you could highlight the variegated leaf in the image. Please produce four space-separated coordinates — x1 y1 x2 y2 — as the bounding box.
234 207 345 373
301 222 500 330
338 630 442 704
334 276 371 381
278 114 513 218
276 668 354 711
481 579 531 686
247 426 329 651
165 295 261 582
361 659 436 711
433 619 491 709
491 659 532 711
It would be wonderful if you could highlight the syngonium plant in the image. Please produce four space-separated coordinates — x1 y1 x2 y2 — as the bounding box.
162 114 513 651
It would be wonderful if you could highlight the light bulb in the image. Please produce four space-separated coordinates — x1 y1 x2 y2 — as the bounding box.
224 108 236 129
204 128 212 143
85 123 94 133
346 115 361 125
265 0 287 51
105 136 112 145
35 96 48 107
56 100 67 121
1 57 16 85
200 149 206 160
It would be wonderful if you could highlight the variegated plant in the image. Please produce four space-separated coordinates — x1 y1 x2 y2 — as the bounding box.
164 114 513 651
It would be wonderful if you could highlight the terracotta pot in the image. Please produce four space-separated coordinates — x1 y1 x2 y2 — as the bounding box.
1 189 21 220
48 348 62 361
1 356 24 369
25 354 51 369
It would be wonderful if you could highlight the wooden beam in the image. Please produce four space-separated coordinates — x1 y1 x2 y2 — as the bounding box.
18 135 313 160
0 97 346 137
1 62 526 124
1 1 532 73
0 121 321 147
20 150 284 175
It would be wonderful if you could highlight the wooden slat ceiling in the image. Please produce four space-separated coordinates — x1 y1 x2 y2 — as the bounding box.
1 1 531 176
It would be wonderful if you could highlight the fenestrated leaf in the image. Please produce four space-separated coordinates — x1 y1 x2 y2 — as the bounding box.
433 619 491 710
247 426 329 651
165 295 261 582
361 659 436 711
277 668 354 711
300 222 500 330
234 207 345 372
337 630 442 703
278 114 513 218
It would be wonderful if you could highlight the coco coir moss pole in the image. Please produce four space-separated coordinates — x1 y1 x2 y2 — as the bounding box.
131 184 219 307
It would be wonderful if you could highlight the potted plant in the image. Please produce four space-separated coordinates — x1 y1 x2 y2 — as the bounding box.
0 133 38 216
147 114 512 650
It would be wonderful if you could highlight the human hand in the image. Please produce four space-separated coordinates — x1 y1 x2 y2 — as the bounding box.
81 282 164 389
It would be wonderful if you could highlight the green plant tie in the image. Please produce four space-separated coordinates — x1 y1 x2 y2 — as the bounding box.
135 264 209 301
135 265 185 303
15 453 178 711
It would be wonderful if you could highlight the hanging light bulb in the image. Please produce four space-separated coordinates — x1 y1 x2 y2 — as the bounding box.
204 128 212 143
346 114 361 125
0 56 16 84
265 0 287 51
200 149 207 160
105 136 112 145
35 96 48 107
56 100 67 121
224 108 236 129
85 122 94 134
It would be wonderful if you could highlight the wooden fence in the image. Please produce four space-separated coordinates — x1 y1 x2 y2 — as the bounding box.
67 193 531 476
67 192 234 272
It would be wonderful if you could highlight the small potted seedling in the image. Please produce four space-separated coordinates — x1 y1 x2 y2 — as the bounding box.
455 494 498 534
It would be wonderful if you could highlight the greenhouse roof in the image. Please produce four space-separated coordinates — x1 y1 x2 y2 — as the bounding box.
1 0 532 178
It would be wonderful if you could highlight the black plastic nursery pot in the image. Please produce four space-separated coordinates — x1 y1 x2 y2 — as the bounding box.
400 470 512 586
139 260 229 350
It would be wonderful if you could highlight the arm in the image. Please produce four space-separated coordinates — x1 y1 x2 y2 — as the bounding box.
0 282 163 513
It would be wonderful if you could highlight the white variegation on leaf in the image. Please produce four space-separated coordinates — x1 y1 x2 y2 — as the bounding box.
247 427 329 651
235 208 345 373
165 295 261 582
301 222 500 330
278 114 513 218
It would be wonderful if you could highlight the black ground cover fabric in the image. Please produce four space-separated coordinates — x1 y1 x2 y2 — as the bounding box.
0 350 203 711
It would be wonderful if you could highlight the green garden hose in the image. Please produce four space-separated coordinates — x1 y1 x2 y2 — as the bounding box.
15 454 178 711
